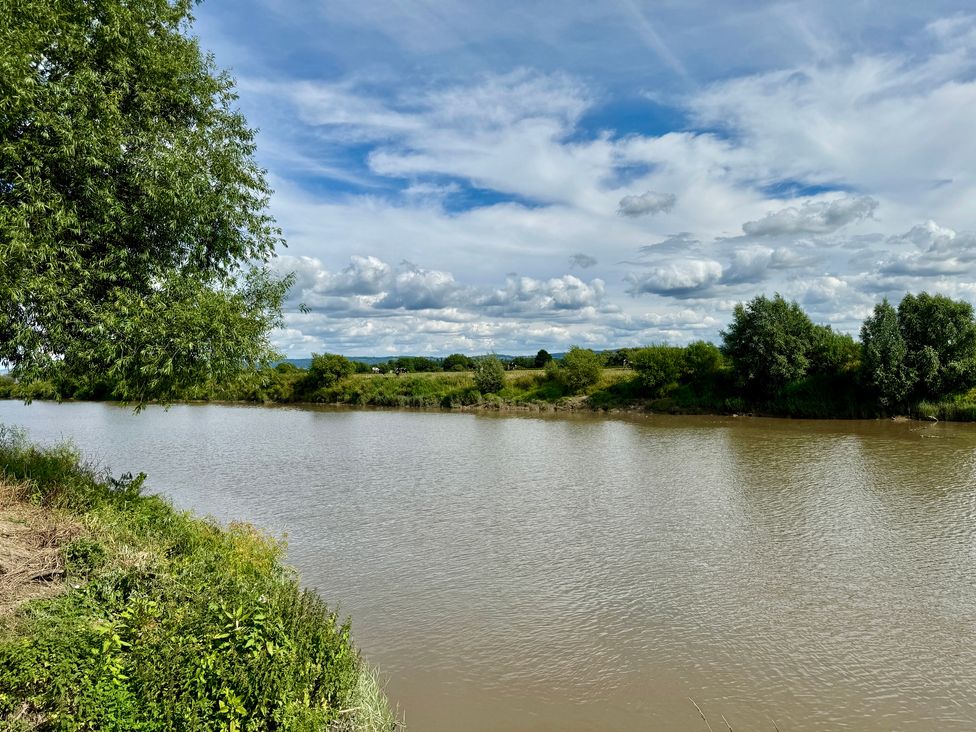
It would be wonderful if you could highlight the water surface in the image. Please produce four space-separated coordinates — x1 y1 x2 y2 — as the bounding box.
2 401 975 730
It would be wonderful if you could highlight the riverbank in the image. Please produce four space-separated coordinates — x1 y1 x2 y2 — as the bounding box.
0 427 399 731
6 367 976 421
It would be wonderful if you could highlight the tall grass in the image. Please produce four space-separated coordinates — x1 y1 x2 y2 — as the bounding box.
0 427 399 731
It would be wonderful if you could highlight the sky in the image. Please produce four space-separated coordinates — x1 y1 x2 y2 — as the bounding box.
194 0 976 357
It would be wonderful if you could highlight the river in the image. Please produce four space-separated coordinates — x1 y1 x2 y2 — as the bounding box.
1 401 975 730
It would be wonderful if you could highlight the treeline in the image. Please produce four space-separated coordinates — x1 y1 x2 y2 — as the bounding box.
346 350 556 373
619 291 976 419
5 291 976 419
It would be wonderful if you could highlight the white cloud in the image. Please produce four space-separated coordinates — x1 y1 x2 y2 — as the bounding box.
375 265 464 310
626 259 723 297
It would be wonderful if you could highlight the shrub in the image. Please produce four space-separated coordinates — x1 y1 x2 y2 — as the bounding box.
474 355 505 394
301 353 355 395
552 346 602 394
630 346 685 397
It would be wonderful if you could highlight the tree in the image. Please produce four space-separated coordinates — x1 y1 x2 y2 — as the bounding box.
860 299 910 409
533 349 553 368
897 292 976 399
721 294 816 397
630 346 684 397
1 0 288 403
302 353 354 392
552 346 602 393
474 355 505 394
442 353 474 371
809 326 860 376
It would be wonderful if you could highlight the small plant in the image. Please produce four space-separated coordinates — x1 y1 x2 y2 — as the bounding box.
62 536 107 575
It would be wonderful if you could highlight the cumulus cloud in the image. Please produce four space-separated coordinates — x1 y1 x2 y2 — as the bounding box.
742 196 878 236
626 259 723 298
877 221 976 277
276 254 610 323
719 244 821 285
374 264 464 310
617 191 676 217
318 255 394 296
720 247 776 285
569 253 598 269
481 274 608 316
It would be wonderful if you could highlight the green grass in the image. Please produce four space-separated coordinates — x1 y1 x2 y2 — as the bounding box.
0 427 399 731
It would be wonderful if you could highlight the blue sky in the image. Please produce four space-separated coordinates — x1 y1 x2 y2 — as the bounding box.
195 0 976 356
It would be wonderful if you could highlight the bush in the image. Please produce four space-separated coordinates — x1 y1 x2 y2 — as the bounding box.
630 346 685 396
552 346 602 394
474 356 505 394
301 353 355 395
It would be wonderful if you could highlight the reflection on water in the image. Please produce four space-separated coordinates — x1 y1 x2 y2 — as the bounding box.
2 401 976 731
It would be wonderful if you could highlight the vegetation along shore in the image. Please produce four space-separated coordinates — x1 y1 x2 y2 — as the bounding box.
7 291 976 422
0 427 399 730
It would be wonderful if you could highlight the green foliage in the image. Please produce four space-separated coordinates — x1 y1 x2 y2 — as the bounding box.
772 373 874 419
388 356 441 373
474 355 506 394
682 341 724 386
61 536 108 576
533 349 553 368
442 353 475 371
0 0 287 404
809 326 860 375
721 294 817 397
630 346 685 397
315 372 476 408
0 433 366 730
897 292 976 399
302 353 355 394
860 298 911 409
551 346 602 394
598 349 623 368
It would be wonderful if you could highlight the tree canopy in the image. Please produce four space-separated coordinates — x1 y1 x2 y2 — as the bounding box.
721 294 816 397
1 0 288 403
897 292 976 399
860 299 910 409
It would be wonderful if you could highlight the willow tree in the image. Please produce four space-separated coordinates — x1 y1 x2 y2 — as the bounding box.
1 0 289 403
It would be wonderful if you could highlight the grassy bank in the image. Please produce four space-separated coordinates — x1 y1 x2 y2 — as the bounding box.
310 368 636 409
9 366 976 422
0 427 398 731
303 370 976 421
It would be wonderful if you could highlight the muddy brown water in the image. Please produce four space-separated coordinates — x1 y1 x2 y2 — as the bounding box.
2 401 976 730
